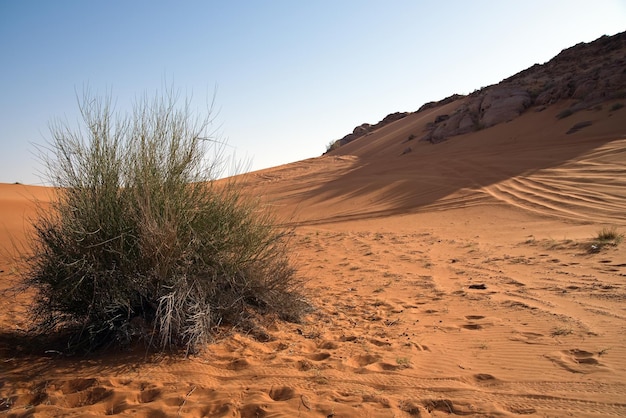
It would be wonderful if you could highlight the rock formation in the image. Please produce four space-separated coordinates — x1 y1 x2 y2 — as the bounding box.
327 112 409 152
422 31 625 143
327 31 626 149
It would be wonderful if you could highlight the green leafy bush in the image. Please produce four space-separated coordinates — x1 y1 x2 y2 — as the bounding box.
25 90 307 353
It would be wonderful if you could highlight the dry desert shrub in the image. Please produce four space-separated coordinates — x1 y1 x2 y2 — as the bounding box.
24 89 307 353
595 226 623 244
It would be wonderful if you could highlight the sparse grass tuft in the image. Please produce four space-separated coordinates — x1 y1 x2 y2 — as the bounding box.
566 120 592 134
551 327 572 337
610 102 624 111
595 226 623 243
399 399 421 416
23 88 307 353
325 140 340 153
589 227 623 253
396 356 411 366
556 108 574 119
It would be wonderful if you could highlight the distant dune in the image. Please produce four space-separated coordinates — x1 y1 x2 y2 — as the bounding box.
2 32 626 417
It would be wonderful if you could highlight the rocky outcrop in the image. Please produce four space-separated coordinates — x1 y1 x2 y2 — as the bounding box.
417 94 465 112
422 87 531 143
425 110 474 143
327 31 626 150
420 31 626 143
480 87 531 127
521 33 626 107
326 112 409 151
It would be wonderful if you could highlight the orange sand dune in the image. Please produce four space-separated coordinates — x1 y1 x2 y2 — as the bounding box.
1 102 626 417
252 100 626 226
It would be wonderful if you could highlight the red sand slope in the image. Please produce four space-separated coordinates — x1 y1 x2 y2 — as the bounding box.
1 101 625 416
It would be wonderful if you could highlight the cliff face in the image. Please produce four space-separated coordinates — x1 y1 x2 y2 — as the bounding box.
328 31 626 149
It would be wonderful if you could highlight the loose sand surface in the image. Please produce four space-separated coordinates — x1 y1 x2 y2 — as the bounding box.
1 102 625 416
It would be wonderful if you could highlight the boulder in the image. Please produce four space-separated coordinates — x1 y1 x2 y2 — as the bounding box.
479 87 531 127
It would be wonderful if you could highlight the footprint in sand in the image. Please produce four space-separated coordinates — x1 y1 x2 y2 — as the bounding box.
544 349 606 373
370 362 403 371
268 386 296 401
473 373 498 383
60 378 98 394
305 352 331 361
138 387 162 404
318 340 338 350
345 353 381 368
509 331 545 345
368 338 392 347
48 378 115 409
462 315 489 330
340 335 359 342
226 358 252 370
64 386 113 408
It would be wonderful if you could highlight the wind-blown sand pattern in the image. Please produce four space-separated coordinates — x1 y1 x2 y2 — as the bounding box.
1 97 625 417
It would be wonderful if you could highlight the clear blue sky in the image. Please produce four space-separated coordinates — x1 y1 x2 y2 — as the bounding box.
1 1 624 184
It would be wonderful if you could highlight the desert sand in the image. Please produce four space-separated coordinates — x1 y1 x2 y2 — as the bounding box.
1 98 625 417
